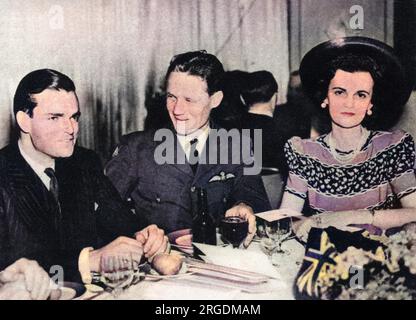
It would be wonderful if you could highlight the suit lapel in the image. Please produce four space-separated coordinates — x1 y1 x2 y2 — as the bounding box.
54 154 82 244
5 144 56 232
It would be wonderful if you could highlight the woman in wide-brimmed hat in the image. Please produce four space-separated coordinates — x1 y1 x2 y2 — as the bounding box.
276 37 416 241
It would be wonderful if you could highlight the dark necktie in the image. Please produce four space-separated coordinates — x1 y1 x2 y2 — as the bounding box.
44 167 64 248
44 167 61 212
189 138 199 174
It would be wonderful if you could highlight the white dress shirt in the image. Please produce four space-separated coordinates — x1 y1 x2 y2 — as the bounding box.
18 140 54 191
177 124 210 160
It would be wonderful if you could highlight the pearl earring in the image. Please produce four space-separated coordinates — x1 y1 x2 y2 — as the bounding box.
367 109 373 116
321 102 327 108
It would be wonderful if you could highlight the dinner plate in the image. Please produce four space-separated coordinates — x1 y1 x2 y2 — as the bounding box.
58 282 86 300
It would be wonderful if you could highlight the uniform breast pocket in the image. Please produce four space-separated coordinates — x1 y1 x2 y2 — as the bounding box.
131 180 159 211
206 179 234 218
133 180 186 210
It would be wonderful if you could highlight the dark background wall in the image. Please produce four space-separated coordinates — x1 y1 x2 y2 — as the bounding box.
288 0 394 71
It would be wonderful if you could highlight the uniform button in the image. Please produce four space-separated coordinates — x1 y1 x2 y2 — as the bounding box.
190 186 196 192
156 197 161 203
223 197 227 203
202 222 206 226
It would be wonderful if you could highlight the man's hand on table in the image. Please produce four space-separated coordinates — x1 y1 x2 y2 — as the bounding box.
225 203 256 248
88 225 167 273
135 224 169 260
89 236 144 272
0 258 60 300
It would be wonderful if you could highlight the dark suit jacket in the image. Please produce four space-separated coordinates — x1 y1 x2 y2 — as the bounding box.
0 144 144 281
105 128 271 234
240 112 288 177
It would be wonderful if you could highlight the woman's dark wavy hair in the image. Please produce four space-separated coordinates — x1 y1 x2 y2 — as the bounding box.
315 53 384 130
165 50 225 95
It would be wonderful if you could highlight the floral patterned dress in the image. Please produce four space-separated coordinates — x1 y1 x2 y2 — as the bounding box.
284 130 416 216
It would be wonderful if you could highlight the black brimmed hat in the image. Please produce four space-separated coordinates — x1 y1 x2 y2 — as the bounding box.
299 37 413 130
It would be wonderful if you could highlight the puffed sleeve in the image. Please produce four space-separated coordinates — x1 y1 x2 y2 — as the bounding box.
389 131 416 199
284 137 309 200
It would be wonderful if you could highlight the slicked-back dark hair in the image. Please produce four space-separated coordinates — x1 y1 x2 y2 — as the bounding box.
13 68 76 118
165 50 225 95
240 70 278 106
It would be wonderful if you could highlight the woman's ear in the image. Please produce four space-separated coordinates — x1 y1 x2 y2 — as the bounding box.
16 111 31 133
209 91 224 109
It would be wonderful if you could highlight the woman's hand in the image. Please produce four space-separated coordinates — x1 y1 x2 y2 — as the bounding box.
293 210 372 242
316 210 373 229
293 217 316 243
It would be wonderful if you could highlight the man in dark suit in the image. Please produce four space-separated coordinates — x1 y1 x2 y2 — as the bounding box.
106 51 271 247
0 69 167 283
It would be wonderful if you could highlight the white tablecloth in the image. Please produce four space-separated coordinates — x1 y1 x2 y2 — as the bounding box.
81 239 305 300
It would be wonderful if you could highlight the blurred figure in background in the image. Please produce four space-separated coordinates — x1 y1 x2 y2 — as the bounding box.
274 70 331 141
210 70 249 130
239 71 288 178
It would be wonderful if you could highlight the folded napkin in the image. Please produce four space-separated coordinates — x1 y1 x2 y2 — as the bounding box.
193 243 283 279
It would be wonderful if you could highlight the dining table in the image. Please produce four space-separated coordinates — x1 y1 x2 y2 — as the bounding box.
78 237 306 300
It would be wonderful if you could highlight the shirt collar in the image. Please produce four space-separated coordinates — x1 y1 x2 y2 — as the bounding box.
18 139 54 189
177 124 210 159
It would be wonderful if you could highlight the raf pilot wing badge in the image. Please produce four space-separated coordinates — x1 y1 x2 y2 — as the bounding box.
208 171 235 183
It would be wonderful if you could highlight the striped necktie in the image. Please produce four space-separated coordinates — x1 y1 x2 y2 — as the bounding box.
44 167 61 212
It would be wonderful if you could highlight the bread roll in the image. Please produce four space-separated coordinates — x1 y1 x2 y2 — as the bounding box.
152 253 183 275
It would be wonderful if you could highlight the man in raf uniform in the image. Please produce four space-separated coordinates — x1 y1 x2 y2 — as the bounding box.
106 51 271 247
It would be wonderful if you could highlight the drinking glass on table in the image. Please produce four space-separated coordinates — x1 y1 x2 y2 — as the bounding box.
99 253 140 297
219 216 249 248
264 217 293 254
260 237 279 265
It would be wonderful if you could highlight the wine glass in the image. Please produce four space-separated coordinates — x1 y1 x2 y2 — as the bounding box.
99 253 138 297
260 237 279 265
219 216 249 248
264 217 293 254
